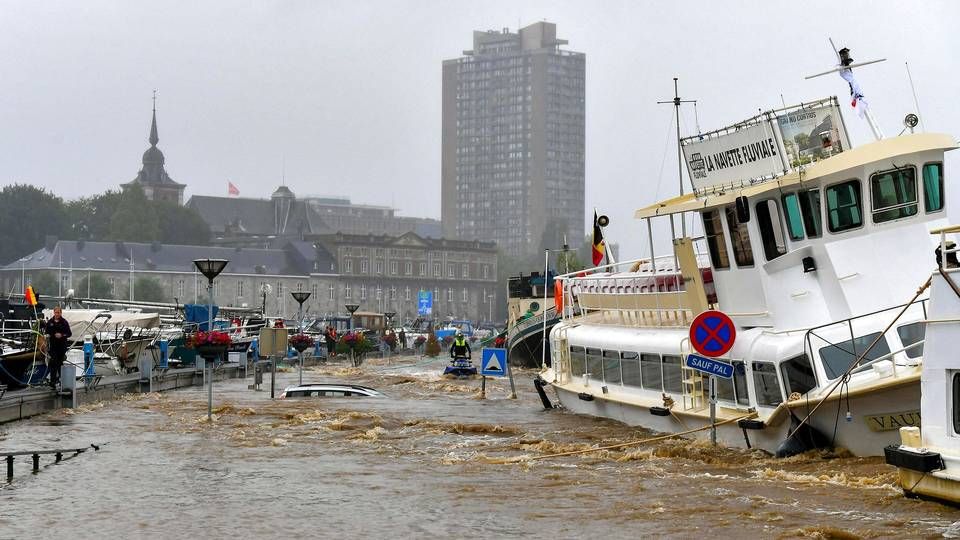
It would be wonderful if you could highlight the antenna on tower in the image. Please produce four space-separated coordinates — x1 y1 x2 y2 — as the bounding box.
805 39 886 140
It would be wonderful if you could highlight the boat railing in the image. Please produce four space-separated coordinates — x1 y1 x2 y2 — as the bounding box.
803 297 929 381
848 340 923 378
558 238 711 328
508 306 557 342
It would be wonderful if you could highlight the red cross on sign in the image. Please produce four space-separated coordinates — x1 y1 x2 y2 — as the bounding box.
689 310 736 358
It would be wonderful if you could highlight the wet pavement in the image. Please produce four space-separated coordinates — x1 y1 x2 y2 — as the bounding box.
1 355 958 539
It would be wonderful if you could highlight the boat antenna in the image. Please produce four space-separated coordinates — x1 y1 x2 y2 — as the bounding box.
805 38 886 140
657 77 697 237
905 61 926 132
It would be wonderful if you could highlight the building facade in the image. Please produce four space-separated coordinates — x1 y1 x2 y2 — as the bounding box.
441 21 585 257
122 103 186 204
2 233 498 324
314 232 498 323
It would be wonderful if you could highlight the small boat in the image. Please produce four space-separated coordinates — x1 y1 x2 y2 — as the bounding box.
443 357 478 378
885 227 960 503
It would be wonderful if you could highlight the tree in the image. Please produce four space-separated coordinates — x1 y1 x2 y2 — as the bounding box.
0 184 67 264
108 185 160 242
134 277 166 303
156 201 211 245
76 274 113 299
30 271 59 298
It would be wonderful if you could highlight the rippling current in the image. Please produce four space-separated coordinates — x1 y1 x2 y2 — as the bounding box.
1 356 958 539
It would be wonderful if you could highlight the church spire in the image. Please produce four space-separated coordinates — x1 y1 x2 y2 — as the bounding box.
149 90 159 146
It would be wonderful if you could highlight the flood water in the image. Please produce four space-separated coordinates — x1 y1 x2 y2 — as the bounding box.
1 355 958 539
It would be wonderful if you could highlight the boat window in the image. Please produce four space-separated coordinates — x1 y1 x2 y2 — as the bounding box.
569 346 585 376
602 350 621 385
871 166 918 223
954 373 960 435
896 322 924 359
825 180 863 233
724 205 754 267
818 332 891 379
755 199 788 261
640 353 662 391
923 162 944 213
621 352 641 387
716 361 749 406
662 355 682 394
780 355 816 397
752 362 783 407
585 348 603 380
798 189 823 238
781 193 805 240
701 209 730 270
286 390 306 397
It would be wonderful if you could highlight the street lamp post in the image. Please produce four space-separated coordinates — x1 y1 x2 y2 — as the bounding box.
291 291 311 385
194 258 229 421
344 303 360 331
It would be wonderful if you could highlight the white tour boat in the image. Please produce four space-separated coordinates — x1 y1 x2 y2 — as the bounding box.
539 82 956 455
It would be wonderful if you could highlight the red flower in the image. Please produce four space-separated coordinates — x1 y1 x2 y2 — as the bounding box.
187 330 232 348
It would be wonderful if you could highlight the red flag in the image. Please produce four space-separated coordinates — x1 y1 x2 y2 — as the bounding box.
591 211 606 266
25 285 37 306
228 181 240 196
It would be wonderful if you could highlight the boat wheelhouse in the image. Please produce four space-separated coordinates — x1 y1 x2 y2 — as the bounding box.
542 96 956 456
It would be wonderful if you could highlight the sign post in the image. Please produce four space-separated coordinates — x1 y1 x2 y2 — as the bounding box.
480 348 511 400
688 310 737 446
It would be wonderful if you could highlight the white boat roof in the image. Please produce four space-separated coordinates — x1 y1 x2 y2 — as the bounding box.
635 132 958 219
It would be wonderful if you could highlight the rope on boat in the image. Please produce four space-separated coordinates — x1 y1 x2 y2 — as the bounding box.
484 412 757 464
788 276 932 440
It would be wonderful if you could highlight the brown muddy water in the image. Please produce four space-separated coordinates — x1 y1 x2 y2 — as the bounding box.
1 356 958 539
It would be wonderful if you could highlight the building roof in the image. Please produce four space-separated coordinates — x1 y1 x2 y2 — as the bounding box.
185 195 331 238
316 231 497 252
7 240 337 277
125 106 185 189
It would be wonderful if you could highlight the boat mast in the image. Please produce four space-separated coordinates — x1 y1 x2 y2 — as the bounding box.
658 78 697 237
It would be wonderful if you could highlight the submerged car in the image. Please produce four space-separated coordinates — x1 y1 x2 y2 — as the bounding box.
278 383 384 399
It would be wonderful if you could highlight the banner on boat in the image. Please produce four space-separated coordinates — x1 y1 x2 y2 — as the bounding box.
682 122 785 193
682 97 849 194
775 104 850 169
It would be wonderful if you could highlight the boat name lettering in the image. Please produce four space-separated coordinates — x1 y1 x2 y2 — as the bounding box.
864 410 921 432
704 137 778 173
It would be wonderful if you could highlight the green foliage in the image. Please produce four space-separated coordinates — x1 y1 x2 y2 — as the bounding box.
30 271 59 298
76 274 113 299
109 185 160 242
155 200 211 246
0 184 67 264
134 276 166 303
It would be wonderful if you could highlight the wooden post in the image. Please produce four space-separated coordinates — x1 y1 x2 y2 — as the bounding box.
6 456 13 479
480 375 486 399
32 454 39 472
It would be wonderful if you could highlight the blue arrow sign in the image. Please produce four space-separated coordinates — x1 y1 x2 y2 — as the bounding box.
481 348 508 377
685 353 734 379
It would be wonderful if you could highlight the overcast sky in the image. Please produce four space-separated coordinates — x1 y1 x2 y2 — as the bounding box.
2 1 958 257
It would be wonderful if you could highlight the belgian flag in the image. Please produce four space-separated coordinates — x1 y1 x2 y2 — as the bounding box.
591 211 606 266
25 285 37 306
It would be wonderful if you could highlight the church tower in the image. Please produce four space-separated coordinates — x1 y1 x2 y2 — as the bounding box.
123 95 186 204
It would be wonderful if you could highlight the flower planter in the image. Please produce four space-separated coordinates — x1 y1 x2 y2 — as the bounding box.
292 342 311 353
195 345 228 360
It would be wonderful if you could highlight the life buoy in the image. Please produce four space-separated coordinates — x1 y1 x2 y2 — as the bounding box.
554 278 564 313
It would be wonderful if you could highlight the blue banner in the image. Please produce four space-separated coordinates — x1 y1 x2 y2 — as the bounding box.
417 290 432 316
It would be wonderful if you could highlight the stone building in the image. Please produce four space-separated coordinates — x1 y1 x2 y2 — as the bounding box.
122 103 186 204
186 187 441 247
2 232 498 323
314 232 498 322
441 21 585 257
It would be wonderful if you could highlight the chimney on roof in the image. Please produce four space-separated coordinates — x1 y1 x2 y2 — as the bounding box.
45 235 57 252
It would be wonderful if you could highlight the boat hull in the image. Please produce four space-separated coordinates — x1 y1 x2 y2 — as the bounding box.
549 375 920 456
